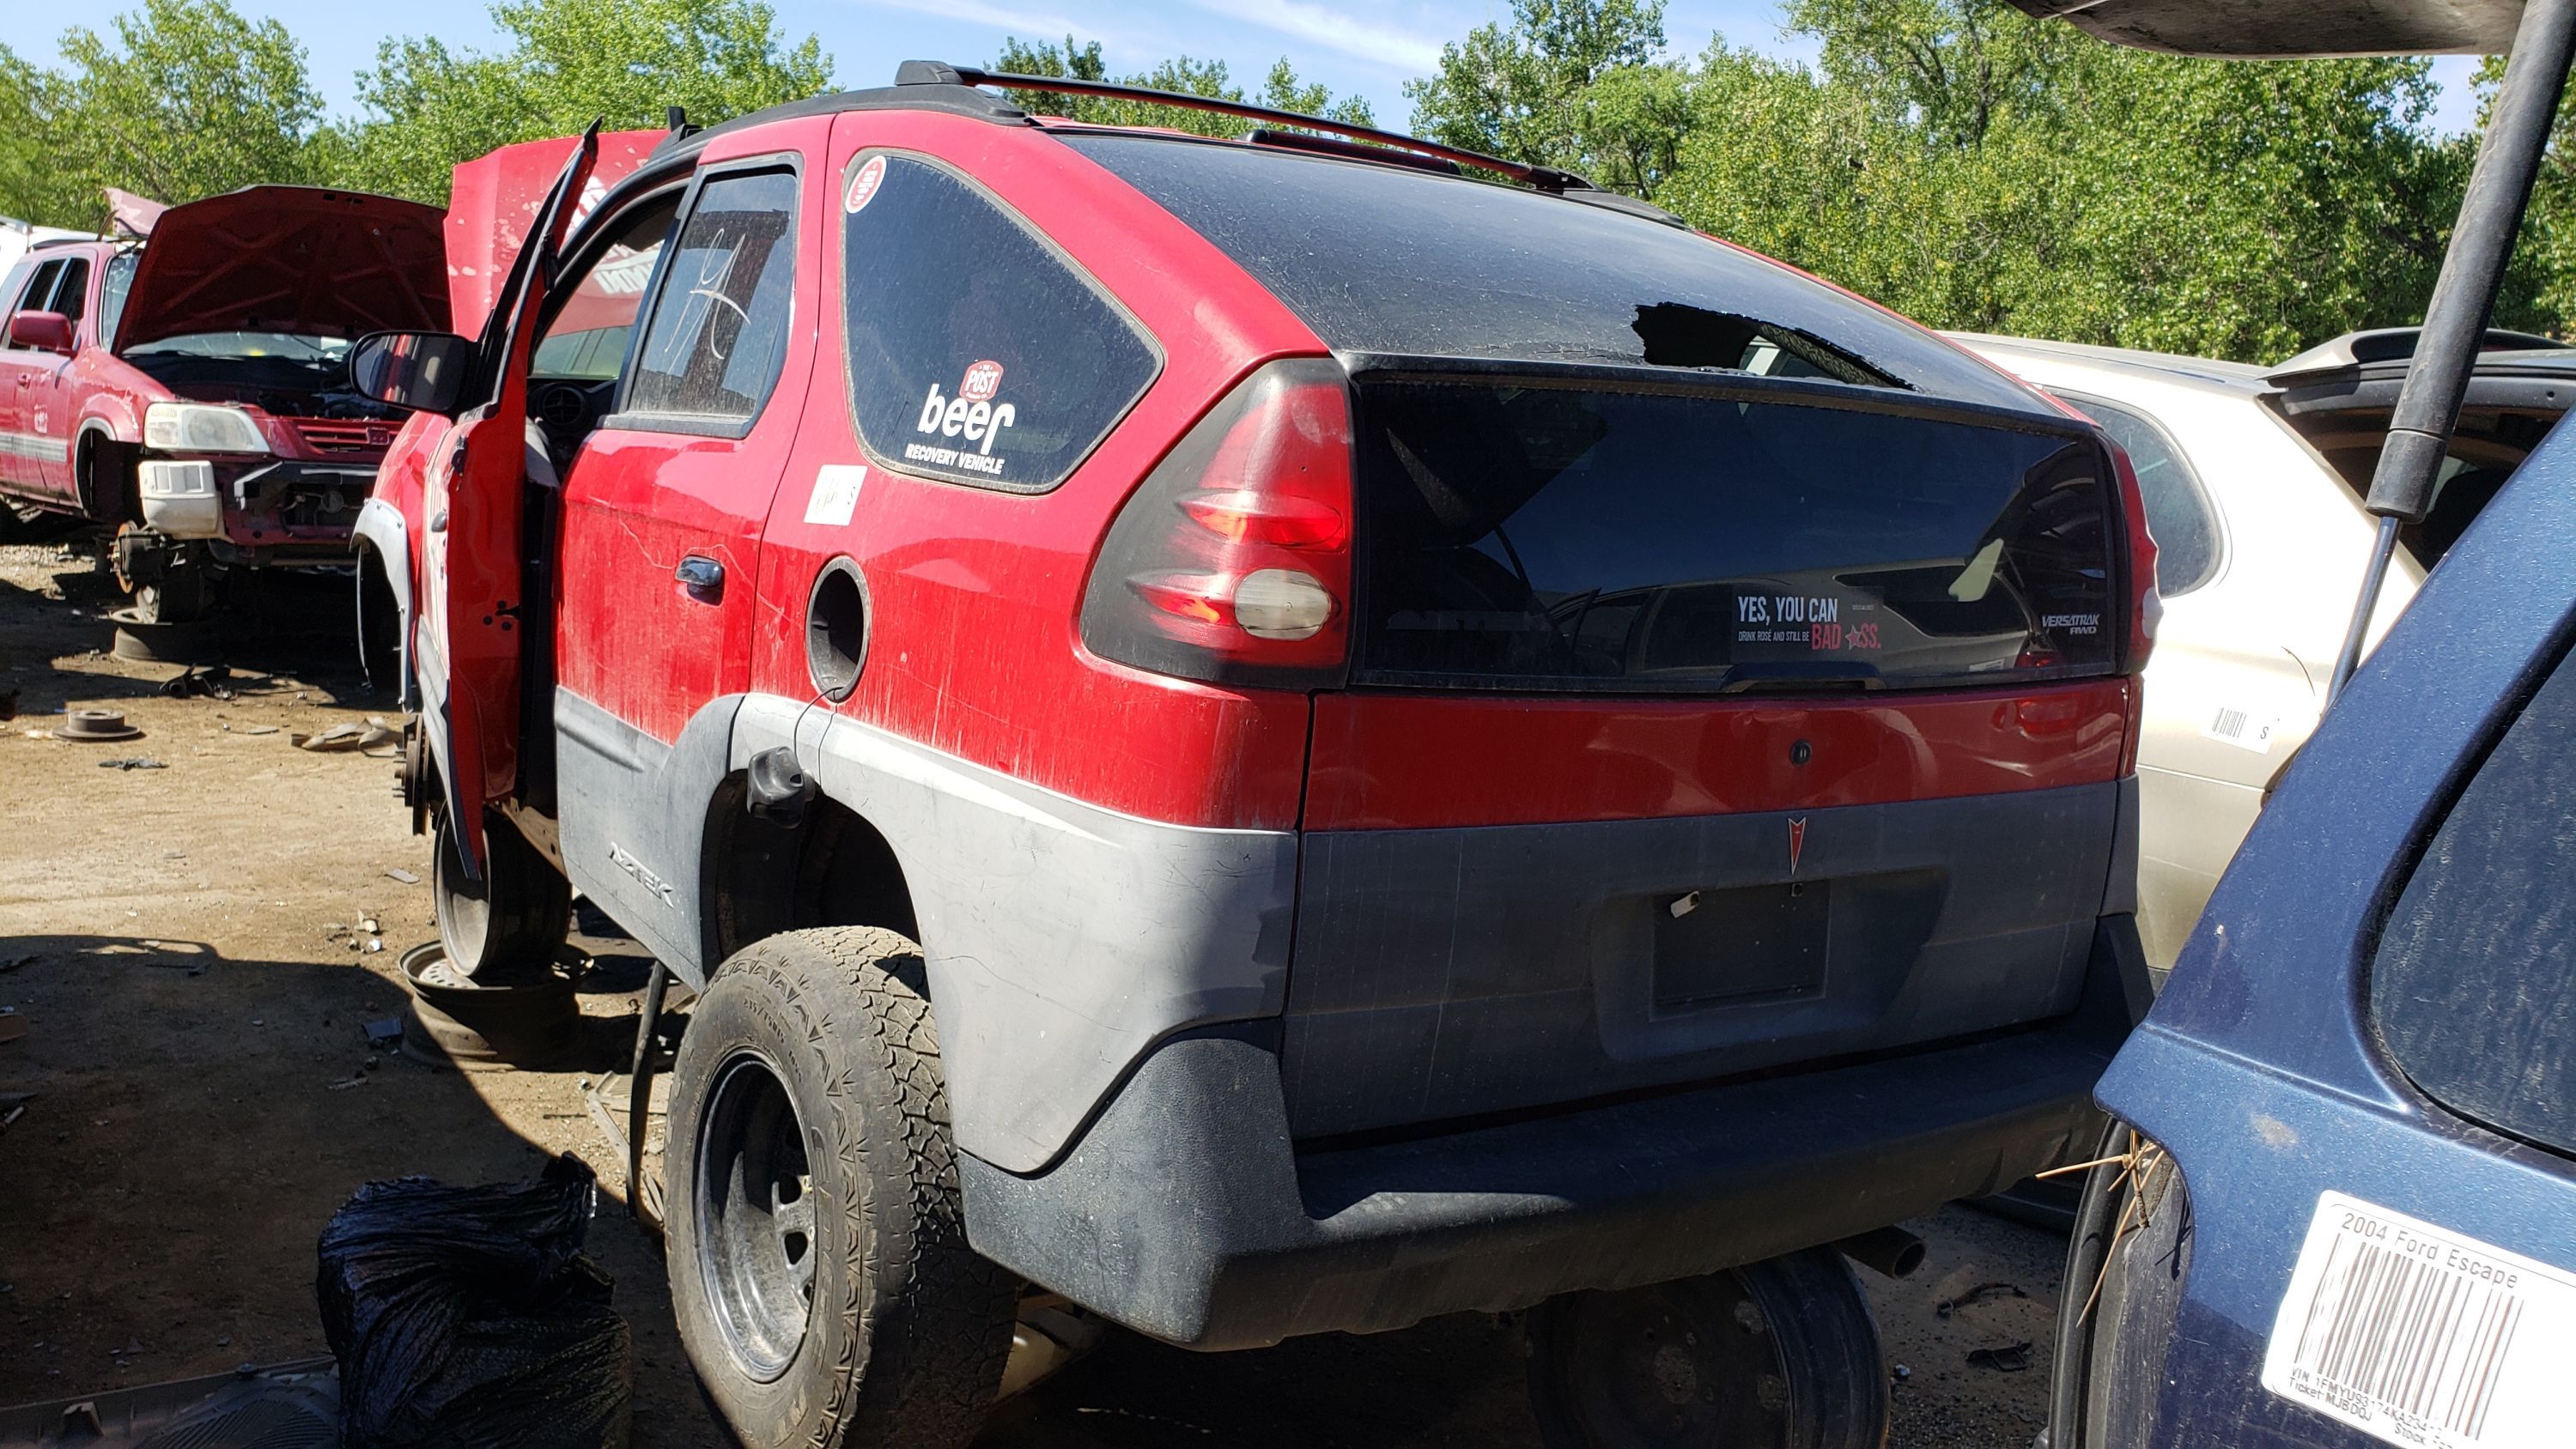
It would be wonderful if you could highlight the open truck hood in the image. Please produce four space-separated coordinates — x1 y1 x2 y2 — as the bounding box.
2009 0 2524 57
115 186 448 352
443 130 664 342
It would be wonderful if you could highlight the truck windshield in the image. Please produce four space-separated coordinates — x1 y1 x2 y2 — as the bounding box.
125 332 349 365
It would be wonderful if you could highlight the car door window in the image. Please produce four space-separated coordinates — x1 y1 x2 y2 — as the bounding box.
44 258 89 324
534 192 681 383
2054 391 2222 596
2370 645 2576 1159
839 151 1161 493
5 260 63 342
622 168 798 429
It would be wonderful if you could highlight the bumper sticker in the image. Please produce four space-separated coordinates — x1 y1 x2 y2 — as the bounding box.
2263 1191 2576 1448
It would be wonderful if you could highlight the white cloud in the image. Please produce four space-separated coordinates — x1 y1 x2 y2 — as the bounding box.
854 0 1138 49
1187 0 1447 72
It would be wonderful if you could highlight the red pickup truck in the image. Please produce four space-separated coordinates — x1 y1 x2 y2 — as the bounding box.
0 187 446 620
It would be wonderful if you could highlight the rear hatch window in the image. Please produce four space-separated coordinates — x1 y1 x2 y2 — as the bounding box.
1352 376 2117 691
1059 131 2040 412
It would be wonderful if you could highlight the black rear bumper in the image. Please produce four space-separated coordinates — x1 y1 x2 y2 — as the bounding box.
959 916 2148 1350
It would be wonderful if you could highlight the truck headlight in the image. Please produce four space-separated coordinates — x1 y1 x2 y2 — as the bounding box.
144 402 270 455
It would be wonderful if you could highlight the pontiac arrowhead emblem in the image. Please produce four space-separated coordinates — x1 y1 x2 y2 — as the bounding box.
1788 817 1808 876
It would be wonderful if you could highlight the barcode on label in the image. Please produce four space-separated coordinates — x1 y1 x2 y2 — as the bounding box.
2202 703 2276 753
2263 1192 2576 1449
2288 1236 2521 1439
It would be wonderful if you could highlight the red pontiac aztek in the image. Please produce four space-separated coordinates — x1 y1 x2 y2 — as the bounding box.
0 186 445 620
349 63 2159 1448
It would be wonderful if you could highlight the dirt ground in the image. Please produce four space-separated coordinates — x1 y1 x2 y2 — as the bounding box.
0 536 2066 1447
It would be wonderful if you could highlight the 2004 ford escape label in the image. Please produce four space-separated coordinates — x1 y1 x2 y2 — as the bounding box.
2262 1191 2576 1449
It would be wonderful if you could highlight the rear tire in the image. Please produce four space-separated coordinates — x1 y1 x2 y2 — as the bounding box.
1527 1249 1890 1449
430 807 569 978
130 553 220 624
667 927 1014 1449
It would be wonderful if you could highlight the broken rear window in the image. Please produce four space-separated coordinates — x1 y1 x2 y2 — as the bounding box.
1063 133 1933 389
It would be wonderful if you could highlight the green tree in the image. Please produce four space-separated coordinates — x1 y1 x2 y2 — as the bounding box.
991 36 1370 136
4 0 324 227
331 0 832 204
1407 0 1674 185
1431 0 2475 359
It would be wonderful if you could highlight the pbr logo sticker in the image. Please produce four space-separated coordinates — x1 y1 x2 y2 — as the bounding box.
908 361 1017 478
844 155 888 214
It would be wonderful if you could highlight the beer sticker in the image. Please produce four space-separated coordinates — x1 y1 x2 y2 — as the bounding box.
906 362 1017 479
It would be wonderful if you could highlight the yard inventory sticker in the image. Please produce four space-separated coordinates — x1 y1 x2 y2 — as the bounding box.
803 464 866 527
2202 704 2280 754
2262 1191 2576 1448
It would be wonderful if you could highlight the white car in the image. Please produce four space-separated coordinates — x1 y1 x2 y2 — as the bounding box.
1956 329 2574 970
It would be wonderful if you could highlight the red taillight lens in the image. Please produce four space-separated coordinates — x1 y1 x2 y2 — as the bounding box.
2109 442 2160 674
1080 359 1355 687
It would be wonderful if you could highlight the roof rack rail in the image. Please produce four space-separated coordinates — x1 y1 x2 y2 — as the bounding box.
897 59 1598 194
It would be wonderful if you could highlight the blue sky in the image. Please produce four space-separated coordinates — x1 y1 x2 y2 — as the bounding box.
0 0 2485 136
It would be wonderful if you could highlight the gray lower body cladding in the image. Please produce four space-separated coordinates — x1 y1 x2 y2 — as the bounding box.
961 915 2148 1349
1283 780 2123 1138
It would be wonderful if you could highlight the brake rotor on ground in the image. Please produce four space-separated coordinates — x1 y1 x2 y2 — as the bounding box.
52 708 143 743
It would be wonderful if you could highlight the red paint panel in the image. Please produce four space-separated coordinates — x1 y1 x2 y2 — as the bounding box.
1303 678 2137 831
743 109 1329 831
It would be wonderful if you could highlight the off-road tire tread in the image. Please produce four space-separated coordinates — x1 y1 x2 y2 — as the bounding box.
684 926 1013 1449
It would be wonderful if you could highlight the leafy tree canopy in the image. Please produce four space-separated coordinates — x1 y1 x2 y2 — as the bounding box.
330 0 833 203
2 0 322 228
1413 0 2493 360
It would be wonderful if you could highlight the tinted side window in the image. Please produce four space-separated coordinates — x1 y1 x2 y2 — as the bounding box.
99 253 137 349
841 152 1159 491
625 169 797 422
2371 648 2576 1159
2056 391 2221 596
45 258 89 323
6 260 63 339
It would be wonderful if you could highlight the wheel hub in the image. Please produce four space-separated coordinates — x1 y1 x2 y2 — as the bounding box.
695 1052 817 1382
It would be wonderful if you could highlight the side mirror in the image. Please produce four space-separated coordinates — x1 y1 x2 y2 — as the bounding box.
6 311 75 355
349 330 474 415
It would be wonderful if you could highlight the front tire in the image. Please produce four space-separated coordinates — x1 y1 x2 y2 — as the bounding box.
668 927 1015 1449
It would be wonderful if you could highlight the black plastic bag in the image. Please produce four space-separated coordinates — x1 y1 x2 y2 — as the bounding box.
318 1152 632 1448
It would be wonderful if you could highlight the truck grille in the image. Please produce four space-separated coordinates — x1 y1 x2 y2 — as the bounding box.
289 419 392 455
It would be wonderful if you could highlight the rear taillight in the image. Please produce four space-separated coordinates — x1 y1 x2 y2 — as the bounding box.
2109 442 2160 674
1080 359 1355 687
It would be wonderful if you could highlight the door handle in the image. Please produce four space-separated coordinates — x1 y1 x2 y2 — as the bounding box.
675 555 724 599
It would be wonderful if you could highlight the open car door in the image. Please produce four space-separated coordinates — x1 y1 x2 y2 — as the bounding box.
417 124 604 877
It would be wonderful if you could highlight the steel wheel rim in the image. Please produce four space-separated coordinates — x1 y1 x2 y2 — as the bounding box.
694 1050 817 1382
430 815 492 969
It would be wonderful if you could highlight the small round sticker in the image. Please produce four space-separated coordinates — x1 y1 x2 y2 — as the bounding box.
844 155 888 214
